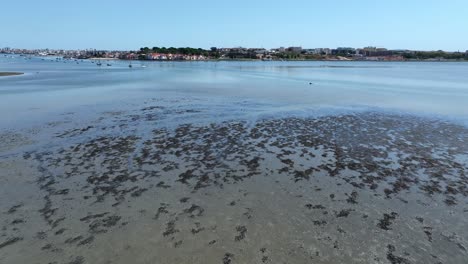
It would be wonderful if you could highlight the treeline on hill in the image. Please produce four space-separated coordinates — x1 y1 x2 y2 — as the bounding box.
402 51 468 60
135 47 468 60
138 47 220 58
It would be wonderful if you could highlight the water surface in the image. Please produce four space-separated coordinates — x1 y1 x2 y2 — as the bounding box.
1 56 468 128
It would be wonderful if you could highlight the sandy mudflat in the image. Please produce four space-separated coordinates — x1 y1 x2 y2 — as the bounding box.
0 72 23 77
0 102 467 264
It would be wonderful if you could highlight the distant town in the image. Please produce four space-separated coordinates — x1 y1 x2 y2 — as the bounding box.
2 46 468 61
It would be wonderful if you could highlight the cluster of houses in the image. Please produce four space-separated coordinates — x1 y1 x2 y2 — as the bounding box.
218 46 410 60
145 53 206 61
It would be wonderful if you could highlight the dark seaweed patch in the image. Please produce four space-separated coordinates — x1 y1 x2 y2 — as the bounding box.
183 204 204 218
163 219 179 237
0 237 23 249
378 212 398 231
336 209 353 218
235 225 247 241
223 253 234 264
386 244 410 264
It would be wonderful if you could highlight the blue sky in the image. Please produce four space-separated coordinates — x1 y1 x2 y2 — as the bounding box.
2 0 467 51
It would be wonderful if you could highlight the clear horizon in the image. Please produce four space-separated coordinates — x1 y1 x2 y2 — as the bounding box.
1 0 467 51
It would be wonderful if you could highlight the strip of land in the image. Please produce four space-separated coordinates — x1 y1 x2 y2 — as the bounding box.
0 72 24 77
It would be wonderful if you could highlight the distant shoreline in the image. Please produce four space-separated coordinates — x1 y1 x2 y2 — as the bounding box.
121 58 468 62
0 72 24 77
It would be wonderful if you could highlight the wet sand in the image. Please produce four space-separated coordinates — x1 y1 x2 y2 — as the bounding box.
0 102 467 264
0 72 23 77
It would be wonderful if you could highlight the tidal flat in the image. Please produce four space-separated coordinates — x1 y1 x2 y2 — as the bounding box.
1 58 468 263
1 100 467 264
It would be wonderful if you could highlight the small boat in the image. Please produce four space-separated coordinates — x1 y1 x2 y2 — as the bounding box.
129 63 132 68
97 62 102 66
107 63 112 66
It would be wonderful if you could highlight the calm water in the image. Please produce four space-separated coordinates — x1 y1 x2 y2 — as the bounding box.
1 55 468 128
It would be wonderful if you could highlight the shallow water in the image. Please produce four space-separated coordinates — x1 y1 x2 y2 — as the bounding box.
1 56 468 128
0 56 467 264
